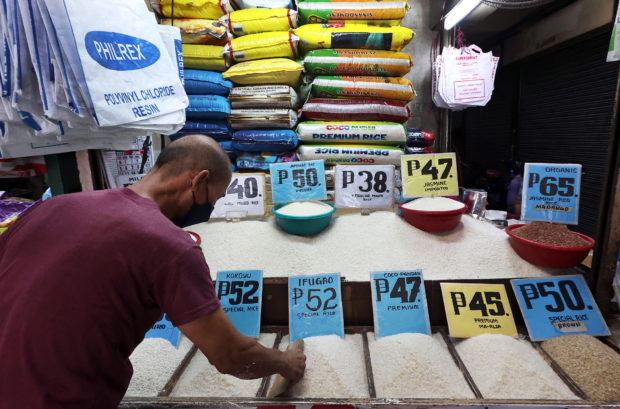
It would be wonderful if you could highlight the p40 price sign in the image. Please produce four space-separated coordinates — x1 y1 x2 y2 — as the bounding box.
270 160 327 203
216 270 263 337
441 283 517 338
401 153 458 198
288 273 344 341
370 270 431 338
511 275 610 341
212 173 265 219
335 165 395 209
522 163 581 224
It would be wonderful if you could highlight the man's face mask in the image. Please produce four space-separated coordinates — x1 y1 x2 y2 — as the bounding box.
172 184 215 228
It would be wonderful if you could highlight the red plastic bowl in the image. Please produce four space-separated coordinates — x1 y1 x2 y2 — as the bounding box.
505 224 595 268
399 201 467 232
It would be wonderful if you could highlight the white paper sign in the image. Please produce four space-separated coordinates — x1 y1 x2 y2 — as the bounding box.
335 165 395 209
212 173 266 219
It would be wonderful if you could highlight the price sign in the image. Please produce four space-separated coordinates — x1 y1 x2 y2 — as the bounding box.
335 165 395 209
511 275 610 341
370 270 431 338
441 283 518 338
522 163 581 224
288 273 344 341
270 160 327 203
145 314 181 347
401 153 458 198
212 173 266 219
216 270 263 337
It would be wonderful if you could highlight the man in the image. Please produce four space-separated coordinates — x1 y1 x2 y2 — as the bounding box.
0 135 305 409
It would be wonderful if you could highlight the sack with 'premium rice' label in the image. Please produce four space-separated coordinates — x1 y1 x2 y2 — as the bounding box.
230 109 298 129
150 0 232 19
161 19 231 45
222 32 298 65
302 98 410 123
297 1 407 25
223 58 304 87
229 85 299 108
310 76 415 102
297 144 403 165
303 49 413 77
296 121 406 145
232 129 298 152
183 44 228 71
222 9 298 37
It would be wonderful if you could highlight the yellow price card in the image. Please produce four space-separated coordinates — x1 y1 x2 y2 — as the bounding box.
441 283 518 338
400 153 458 198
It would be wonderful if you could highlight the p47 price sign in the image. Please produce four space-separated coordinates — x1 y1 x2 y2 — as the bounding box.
335 165 395 209
511 275 610 341
441 283 517 338
212 174 265 219
288 273 344 341
522 163 581 224
370 270 431 338
401 153 458 198
216 270 263 338
270 160 327 204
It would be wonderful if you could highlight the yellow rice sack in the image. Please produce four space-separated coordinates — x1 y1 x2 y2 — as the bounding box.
222 32 299 64
150 0 232 19
221 9 298 37
223 58 303 87
161 19 231 45
294 23 414 54
183 44 228 71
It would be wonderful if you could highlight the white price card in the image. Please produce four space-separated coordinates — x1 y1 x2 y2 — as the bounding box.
212 173 265 219
335 165 395 209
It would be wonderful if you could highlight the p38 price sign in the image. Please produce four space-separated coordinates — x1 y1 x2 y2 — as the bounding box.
335 165 395 209
212 173 266 219
511 275 609 341
441 283 517 338
216 270 263 337
370 270 431 338
522 163 581 224
401 153 458 198
288 273 344 341
270 160 327 203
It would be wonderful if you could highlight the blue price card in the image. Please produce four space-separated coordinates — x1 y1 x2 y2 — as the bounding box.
269 160 327 204
511 275 610 341
216 270 263 338
522 163 582 224
145 314 181 348
370 270 431 338
288 273 344 341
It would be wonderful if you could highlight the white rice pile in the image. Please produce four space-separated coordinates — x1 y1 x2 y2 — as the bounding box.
276 201 333 217
455 334 579 400
369 332 474 398
402 197 466 211
171 333 277 397
126 336 193 397
193 212 561 281
279 334 369 398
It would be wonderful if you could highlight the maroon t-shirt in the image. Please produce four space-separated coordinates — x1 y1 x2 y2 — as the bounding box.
0 188 220 409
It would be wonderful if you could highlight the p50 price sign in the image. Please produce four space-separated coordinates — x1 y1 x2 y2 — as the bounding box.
288 273 344 341
216 270 263 337
511 275 609 341
212 174 265 219
270 160 327 203
401 153 458 198
522 163 581 224
441 283 517 338
370 270 431 338
335 165 395 209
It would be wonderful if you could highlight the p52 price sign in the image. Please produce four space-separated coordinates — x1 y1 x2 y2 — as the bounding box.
335 165 395 209
216 270 263 338
288 273 344 341
145 314 181 347
370 270 431 338
401 153 458 198
511 275 610 341
212 174 266 219
522 163 581 224
441 283 517 338
270 160 327 204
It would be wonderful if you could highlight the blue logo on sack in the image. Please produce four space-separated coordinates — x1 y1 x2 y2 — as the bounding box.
85 31 160 71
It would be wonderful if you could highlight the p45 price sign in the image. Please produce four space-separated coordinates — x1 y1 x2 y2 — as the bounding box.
212 174 266 219
522 163 581 224
216 270 263 338
511 275 610 341
270 160 327 204
370 270 431 338
401 153 458 198
288 273 344 341
441 283 517 338
335 165 395 209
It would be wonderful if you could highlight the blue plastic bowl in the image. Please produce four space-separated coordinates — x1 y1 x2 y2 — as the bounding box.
272 202 336 236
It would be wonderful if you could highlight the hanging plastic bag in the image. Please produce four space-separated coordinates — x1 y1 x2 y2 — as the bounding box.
608 3 620 62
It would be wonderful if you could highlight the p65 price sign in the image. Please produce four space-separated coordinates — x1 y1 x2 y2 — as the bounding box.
522 163 581 224
335 165 395 209
270 160 327 203
370 270 431 338
288 273 344 341
212 174 266 219
511 275 610 341
441 283 517 338
401 153 458 198
216 270 263 337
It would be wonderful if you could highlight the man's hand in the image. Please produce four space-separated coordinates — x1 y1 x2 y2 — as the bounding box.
280 348 306 383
